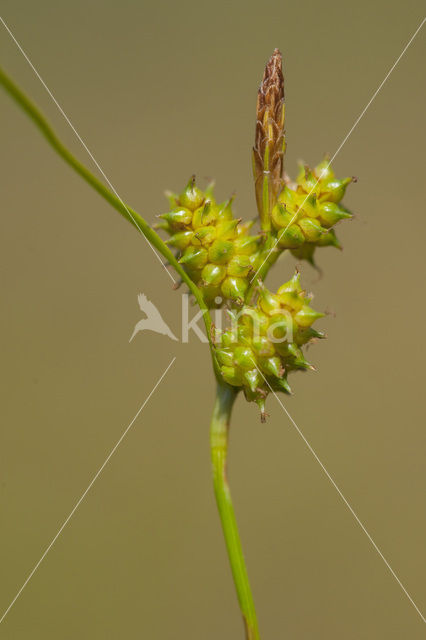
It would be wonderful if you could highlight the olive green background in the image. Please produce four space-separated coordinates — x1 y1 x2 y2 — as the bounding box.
1 1 425 638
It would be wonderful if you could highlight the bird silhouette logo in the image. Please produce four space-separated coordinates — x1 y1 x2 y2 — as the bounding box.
129 293 178 343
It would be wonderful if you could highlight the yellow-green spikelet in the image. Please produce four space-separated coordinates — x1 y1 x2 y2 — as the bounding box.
271 159 354 264
215 272 325 420
158 178 261 306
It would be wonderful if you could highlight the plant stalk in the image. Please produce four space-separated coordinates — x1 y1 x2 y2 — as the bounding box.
0 66 222 375
210 383 260 640
245 232 281 303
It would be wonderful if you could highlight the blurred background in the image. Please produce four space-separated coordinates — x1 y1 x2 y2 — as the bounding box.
1 1 425 638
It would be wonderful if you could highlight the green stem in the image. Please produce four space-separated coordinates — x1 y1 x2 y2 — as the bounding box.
245 232 281 303
210 383 260 640
0 66 221 375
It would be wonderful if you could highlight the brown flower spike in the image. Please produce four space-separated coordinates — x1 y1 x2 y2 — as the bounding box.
252 48 285 231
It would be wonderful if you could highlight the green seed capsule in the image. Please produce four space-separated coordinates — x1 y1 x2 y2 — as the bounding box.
215 349 234 367
237 324 252 346
271 203 293 229
258 288 282 316
201 263 226 286
301 194 320 218
202 285 222 306
278 185 298 208
221 330 238 348
234 346 255 369
320 177 352 203
298 166 317 192
237 220 255 236
179 246 208 269
233 235 260 255
178 179 205 210
227 254 252 277
160 207 193 228
251 335 275 357
221 276 248 301
243 369 262 393
316 229 341 248
216 200 234 222
221 366 243 387
297 217 324 242
294 326 326 346
277 224 305 248
193 225 217 245
209 239 235 264
319 202 352 227
274 340 291 357
278 290 305 312
287 343 307 367
294 305 324 327
266 313 294 341
166 230 193 250
192 201 216 228
277 272 302 295
216 219 240 240
241 308 270 335
314 158 334 182
259 356 283 378
274 377 292 394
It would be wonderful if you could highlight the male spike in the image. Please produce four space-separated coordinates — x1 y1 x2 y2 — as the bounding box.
252 48 285 231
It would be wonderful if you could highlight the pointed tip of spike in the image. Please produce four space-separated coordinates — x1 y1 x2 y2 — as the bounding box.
256 397 267 422
311 328 327 340
276 377 292 394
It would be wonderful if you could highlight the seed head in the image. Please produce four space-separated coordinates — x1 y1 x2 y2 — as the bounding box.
158 177 262 307
271 158 354 266
215 272 325 419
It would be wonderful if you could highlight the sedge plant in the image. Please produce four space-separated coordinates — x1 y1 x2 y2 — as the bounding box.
1 49 355 639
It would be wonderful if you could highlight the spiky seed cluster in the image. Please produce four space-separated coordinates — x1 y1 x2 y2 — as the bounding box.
271 159 354 265
253 48 285 230
158 178 261 306
215 272 325 420
154 50 355 419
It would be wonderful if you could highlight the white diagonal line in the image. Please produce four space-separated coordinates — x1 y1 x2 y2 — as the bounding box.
0 356 176 625
0 16 176 283
251 16 426 284
253 363 426 624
